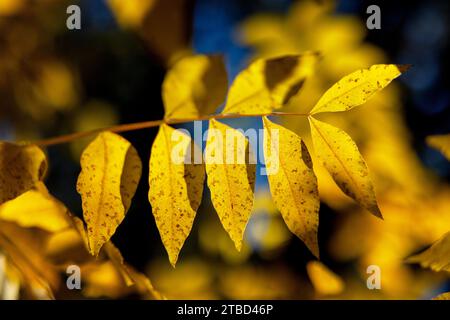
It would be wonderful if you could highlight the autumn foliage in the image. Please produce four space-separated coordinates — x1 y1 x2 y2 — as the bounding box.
0 0 449 300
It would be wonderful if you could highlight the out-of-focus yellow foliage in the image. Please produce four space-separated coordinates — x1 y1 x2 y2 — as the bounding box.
223 54 318 114
219 265 302 299
406 232 450 272
0 0 81 139
330 188 450 298
106 0 156 28
263 117 319 257
149 124 205 267
152 259 301 300
0 0 25 16
69 100 120 160
0 142 47 204
0 221 59 299
149 259 217 299
32 61 79 111
163 55 227 119
205 119 256 251
427 134 450 160
0 183 161 299
82 261 130 299
306 261 344 296
77 132 142 256
0 182 69 232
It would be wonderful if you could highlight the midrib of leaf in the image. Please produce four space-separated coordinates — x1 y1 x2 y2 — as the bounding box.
313 80 371 113
162 126 177 245
92 135 109 247
310 119 359 197
223 160 235 214
266 127 305 223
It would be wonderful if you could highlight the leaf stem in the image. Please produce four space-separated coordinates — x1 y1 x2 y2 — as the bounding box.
33 111 310 147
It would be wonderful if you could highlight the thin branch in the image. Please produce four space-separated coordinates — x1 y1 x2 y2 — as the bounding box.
33 111 310 147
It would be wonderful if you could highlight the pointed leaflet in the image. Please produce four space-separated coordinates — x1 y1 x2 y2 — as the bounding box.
149 124 204 266
310 64 410 114
163 54 227 119
406 232 450 272
0 142 47 204
309 117 382 218
262 117 320 257
223 53 318 114
77 131 142 256
204 119 256 250
427 134 450 161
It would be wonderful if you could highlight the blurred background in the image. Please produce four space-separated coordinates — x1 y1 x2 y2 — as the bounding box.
0 0 449 299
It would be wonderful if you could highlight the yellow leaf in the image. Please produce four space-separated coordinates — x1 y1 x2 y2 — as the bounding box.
81 261 129 299
310 64 409 114
306 261 345 296
309 117 382 218
0 182 70 233
77 131 142 256
204 119 255 250
262 117 320 257
148 124 204 266
433 292 450 300
0 142 47 204
223 53 318 114
427 134 450 161
406 232 450 272
163 54 227 119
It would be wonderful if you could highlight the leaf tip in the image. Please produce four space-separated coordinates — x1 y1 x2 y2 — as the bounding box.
233 238 243 252
168 252 179 268
370 205 383 220
397 64 412 73
307 239 320 259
